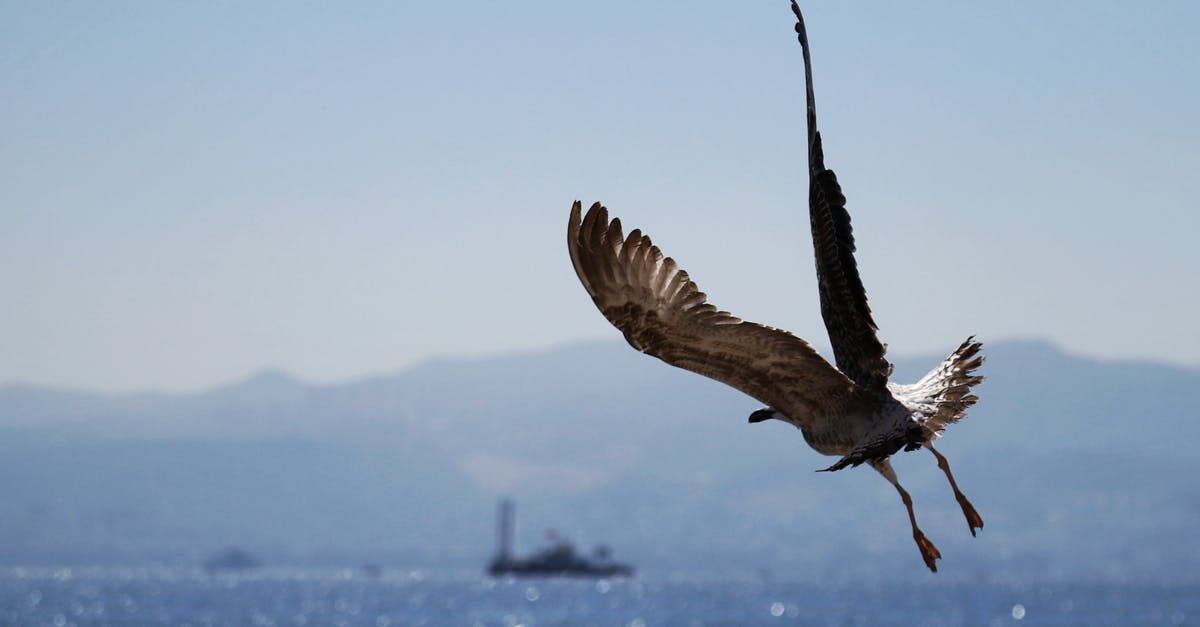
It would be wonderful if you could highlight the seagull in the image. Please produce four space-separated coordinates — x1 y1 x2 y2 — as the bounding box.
565 1 984 572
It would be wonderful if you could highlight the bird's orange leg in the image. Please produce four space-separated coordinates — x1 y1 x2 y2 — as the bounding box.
926 443 984 537
870 459 940 572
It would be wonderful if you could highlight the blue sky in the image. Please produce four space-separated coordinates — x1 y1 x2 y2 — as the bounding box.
3 2 1198 392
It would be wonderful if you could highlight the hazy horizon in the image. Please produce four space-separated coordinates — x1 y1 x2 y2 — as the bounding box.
4 334 1196 397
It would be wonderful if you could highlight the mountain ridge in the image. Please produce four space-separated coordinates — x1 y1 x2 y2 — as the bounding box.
0 338 1196 578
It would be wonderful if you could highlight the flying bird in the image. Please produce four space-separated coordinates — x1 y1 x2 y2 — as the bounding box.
565 2 985 572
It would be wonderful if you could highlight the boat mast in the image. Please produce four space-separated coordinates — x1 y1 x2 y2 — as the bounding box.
496 499 515 561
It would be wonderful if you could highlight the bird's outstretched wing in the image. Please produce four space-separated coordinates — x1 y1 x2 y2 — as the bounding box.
793 1 893 392
568 201 861 426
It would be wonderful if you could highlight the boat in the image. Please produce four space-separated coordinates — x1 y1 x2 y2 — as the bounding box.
486 499 634 577
202 547 261 573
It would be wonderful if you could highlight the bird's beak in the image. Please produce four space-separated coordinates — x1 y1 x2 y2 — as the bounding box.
748 409 775 423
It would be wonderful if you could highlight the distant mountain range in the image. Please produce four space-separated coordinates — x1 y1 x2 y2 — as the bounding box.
1 339 1196 580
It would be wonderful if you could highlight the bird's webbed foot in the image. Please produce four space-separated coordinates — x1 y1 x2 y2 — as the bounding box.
957 494 985 537
913 529 942 573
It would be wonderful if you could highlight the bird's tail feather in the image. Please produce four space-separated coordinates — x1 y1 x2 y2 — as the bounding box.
910 337 985 437
820 338 983 472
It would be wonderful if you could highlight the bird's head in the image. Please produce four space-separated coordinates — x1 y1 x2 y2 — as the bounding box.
748 408 778 424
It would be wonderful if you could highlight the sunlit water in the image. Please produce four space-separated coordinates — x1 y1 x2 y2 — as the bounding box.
1 567 1195 626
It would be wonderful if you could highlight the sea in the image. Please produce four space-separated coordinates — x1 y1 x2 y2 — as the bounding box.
1 567 1196 626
